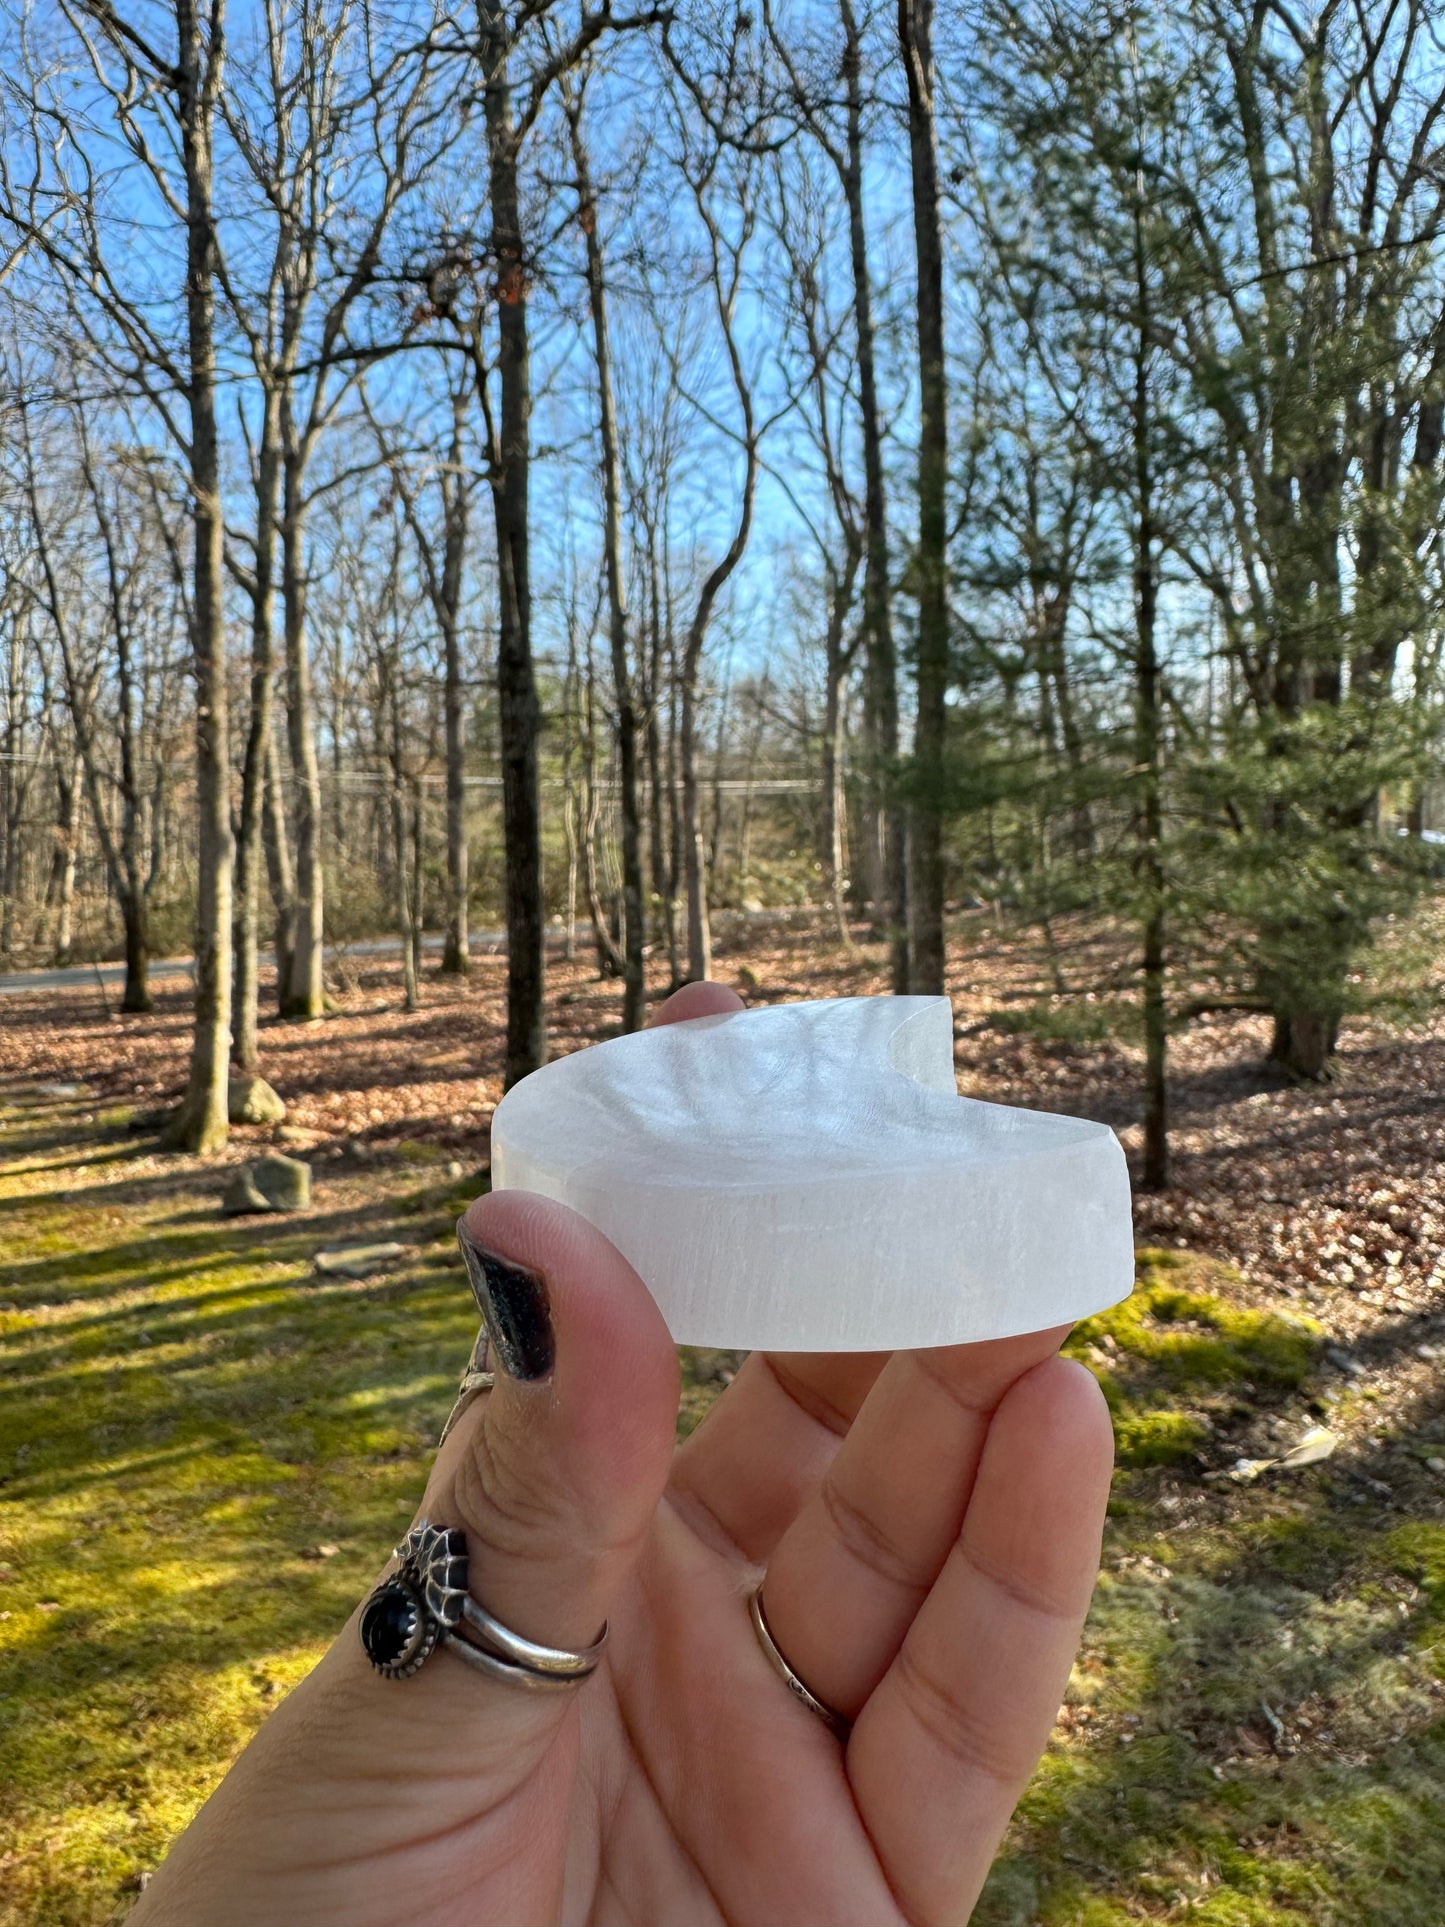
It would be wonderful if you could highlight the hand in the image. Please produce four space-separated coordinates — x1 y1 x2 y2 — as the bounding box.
132 983 1114 1927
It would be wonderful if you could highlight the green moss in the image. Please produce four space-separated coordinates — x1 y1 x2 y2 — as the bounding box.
1074 1260 1320 1393
1114 1407 1207 1466
1384 1524 1445 1659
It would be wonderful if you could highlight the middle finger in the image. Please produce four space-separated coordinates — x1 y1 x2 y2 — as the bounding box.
668 1348 889 1561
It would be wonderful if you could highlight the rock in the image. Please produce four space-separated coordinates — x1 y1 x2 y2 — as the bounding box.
253 1154 310 1209
314 1243 406 1279
35 1081 86 1098
1325 1345 1367 1377
222 1153 311 1215
221 1167 270 1215
228 1075 286 1126
446 1160 464 1180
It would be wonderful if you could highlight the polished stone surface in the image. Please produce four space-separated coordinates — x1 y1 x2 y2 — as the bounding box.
361 1583 419 1668
491 996 1134 1351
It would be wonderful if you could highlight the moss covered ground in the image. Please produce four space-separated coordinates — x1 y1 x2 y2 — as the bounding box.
2 979 1444 1924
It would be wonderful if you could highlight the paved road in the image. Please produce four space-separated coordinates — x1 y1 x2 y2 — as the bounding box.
0 931 511 996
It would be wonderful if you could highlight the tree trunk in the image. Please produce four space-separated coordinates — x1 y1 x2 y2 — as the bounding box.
679 671 712 981
279 439 325 1018
843 0 906 989
168 0 233 1156
393 779 418 1014
440 404 472 976
645 536 679 983
563 790 579 962
410 777 425 991
821 564 858 947
899 0 948 996
121 896 151 1017
262 716 297 1004
232 383 281 1070
479 1 545 1086
567 85 645 1030
1133 175 1169 1191
579 642 624 978
48 748 80 963
1269 1009 1338 1081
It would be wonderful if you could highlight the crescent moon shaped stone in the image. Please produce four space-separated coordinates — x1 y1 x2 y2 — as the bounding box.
490 996 1134 1350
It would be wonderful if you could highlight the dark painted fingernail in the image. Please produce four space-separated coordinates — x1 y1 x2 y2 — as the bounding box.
456 1222 555 1381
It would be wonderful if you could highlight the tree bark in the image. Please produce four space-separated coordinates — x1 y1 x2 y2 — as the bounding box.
842 0 907 988
232 383 281 1069
168 0 234 1155
1132 165 1169 1190
478 0 545 1085
899 0 948 996
45 746 80 963
567 81 645 1030
644 528 679 983
821 552 861 946
580 639 625 977
262 716 297 1003
439 400 472 977
279 435 325 1018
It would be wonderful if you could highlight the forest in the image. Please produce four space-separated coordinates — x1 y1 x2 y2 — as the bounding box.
0 0 1441 1169
4 6 1445 1923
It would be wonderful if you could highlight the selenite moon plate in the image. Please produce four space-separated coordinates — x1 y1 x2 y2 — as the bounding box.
490 996 1134 1350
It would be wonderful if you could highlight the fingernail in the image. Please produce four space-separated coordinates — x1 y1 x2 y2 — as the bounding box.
456 1222 555 1381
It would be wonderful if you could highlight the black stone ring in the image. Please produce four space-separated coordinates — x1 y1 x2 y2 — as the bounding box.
359 1519 607 1687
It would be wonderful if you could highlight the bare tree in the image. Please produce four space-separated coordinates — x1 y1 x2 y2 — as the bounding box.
899 0 948 995
661 14 769 982
222 0 455 1032
766 0 906 982
1 0 236 1148
563 64 645 1028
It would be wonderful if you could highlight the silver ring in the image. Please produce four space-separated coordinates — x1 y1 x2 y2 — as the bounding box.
749 1586 853 1742
359 1518 608 1692
438 1328 497 1446
441 1630 597 1690
461 1594 607 1676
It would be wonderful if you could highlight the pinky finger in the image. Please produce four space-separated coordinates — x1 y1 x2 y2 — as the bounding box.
846 1357 1113 1926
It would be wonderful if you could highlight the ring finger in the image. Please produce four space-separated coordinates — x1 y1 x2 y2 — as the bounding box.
755 1325 1071 1723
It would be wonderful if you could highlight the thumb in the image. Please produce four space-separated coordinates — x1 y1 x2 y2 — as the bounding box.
420 1188 680 1720
123 1192 679 1927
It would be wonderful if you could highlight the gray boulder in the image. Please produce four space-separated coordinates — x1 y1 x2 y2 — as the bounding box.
228 1074 287 1125
222 1152 311 1215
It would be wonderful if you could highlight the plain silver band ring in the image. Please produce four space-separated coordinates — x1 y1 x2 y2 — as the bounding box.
442 1630 597 1690
749 1586 853 1742
438 1327 497 1447
461 1594 608 1676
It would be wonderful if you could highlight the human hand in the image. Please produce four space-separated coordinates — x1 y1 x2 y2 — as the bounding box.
132 982 1113 1927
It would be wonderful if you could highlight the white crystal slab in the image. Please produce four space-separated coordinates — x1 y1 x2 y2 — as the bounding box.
490 996 1133 1350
